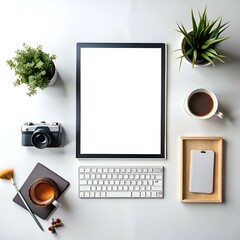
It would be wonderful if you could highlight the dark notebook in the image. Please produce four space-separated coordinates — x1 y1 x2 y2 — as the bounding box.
13 163 70 219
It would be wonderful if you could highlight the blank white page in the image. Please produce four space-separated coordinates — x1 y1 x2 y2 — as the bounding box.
80 47 163 155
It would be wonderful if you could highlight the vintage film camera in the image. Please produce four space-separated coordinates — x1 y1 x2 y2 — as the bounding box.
22 121 62 149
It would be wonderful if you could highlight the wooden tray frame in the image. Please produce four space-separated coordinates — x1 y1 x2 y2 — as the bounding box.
180 136 223 203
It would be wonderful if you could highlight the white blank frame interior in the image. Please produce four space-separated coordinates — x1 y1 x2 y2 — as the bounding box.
76 43 167 158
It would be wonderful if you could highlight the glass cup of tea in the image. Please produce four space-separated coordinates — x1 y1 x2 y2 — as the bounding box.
28 178 61 207
184 88 224 119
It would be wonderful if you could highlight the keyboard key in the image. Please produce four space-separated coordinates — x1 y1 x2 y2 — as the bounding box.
154 180 162 186
79 174 84 179
135 186 140 191
79 192 84 198
79 180 87 185
129 186 134 191
140 192 146 197
107 192 131 198
95 192 100 198
152 192 157 197
156 175 162 180
157 191 163 198
132 192 140 198
101 192 106 197
137 181 142 185
152 186 162 191
80 186 91 191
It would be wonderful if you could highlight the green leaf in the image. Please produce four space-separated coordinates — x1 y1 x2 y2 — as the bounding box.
192 49 198 66
202 36 229 49
206 48 218 56
191 9 197 39
182 48 194 58
205 50 225 63
201 52 215 65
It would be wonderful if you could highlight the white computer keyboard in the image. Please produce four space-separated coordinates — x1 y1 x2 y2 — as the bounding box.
78 166 164 199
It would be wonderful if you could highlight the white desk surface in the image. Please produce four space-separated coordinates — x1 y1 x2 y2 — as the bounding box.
0 0 240 239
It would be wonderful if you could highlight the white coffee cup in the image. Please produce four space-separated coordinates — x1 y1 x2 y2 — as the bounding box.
184 88 224 119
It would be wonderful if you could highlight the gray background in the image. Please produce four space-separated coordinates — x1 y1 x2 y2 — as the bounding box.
0 0 239 239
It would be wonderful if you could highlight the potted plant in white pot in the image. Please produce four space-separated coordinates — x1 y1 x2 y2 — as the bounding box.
7 43 57 96
176 7 229 69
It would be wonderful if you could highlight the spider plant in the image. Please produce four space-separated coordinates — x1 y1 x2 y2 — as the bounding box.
177 7 229 68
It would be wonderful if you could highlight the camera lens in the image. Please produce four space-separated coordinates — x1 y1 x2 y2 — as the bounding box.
31 128 52 149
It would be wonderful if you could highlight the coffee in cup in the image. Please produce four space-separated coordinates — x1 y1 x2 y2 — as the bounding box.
29 178 60 207
184 88 223 119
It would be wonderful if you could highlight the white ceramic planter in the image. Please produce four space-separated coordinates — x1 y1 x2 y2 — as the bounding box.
48 63 57 86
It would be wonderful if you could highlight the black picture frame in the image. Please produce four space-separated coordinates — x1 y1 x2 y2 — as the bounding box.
76 43 167 158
